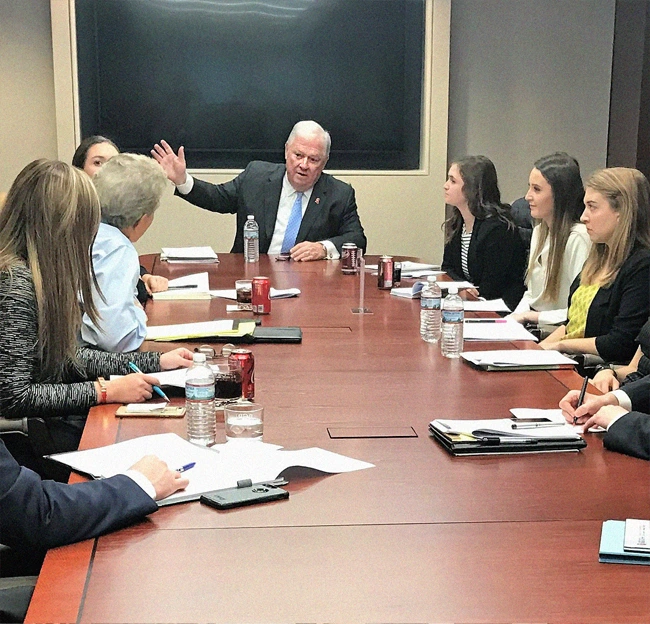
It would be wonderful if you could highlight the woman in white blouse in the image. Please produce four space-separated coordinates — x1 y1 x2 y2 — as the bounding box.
510 153 590 326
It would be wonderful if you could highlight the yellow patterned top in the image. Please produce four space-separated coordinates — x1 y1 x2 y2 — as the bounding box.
564 284 600 339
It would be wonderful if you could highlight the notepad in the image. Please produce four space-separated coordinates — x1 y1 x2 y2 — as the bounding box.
600 520 650 565
462 299 511 312
152 272 211 300
145 320 256 341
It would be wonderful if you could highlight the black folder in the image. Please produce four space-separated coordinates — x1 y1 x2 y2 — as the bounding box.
429 421 587 456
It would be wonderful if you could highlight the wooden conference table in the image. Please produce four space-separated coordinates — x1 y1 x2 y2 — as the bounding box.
27 255 650 623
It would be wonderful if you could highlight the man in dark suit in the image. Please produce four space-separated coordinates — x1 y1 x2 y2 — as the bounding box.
0 440 188 622
152 120 367 261
559 375 650 459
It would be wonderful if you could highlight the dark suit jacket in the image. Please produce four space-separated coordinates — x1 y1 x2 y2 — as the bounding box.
604 412 650 460
177 161 367 254
0 439 157 551
567 247 650 363
441 216 526 310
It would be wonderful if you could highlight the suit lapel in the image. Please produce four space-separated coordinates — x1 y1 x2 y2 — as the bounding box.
297 174 328 243
262 166 285 248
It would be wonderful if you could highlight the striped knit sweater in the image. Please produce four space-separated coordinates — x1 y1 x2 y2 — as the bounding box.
0 264 160 419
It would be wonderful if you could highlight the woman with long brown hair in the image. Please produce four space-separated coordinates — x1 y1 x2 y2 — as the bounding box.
540 167 650 363
0 159 191 452
441 155 526 310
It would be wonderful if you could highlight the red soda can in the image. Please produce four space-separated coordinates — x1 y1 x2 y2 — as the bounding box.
378 255 394 289
252 276 271 314
341 243 358 274
228 349 255 400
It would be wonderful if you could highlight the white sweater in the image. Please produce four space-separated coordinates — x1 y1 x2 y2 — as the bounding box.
513 223 591 325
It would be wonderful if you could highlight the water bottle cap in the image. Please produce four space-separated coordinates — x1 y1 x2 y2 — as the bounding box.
192 352 207 364
447 286 458 294
247 215 254 219
427 275 437 283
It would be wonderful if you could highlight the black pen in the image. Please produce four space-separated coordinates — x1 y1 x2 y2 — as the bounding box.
167 284 198 290
465 319 507 323
573 376 589 425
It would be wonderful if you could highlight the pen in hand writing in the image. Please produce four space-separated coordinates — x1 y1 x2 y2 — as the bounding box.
127 361 170 402
573 375 589 425
176 462 195 473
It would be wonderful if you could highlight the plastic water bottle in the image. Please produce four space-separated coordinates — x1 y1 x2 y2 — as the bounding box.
185 352 216 445
420 275 441 343
441 286 464 358
243 214 259 263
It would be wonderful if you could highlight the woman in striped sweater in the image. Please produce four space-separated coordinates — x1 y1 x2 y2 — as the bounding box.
0 159 192 452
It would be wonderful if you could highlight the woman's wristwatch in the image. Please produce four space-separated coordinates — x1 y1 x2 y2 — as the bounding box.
97 377 108 404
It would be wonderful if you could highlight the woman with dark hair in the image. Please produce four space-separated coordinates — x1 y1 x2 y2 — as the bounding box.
540 167 650 363
441 155 526 310
72 135 119 177
72 136 168 302
510 153 591 325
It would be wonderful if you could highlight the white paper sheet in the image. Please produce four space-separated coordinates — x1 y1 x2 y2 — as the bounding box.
463 299 511 312
463 319 538 341
153 272 212 300
49 433 375 505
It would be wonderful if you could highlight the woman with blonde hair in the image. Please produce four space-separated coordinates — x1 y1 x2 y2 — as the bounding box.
540 167 650 363
510 153 590 326
0 160 191 452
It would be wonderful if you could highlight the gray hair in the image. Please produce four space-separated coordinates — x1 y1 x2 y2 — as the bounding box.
93 153 168 230
286 120 331 158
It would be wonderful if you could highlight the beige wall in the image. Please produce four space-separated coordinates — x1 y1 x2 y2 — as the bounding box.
448 0 616 202
0 0 58 190
1 0 617 265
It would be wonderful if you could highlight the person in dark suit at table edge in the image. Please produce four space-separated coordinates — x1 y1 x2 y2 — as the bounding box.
0 441 188 623
152 120 367 262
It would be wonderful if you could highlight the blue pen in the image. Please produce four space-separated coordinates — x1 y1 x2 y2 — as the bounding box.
177 462 195 473
127 361 170 402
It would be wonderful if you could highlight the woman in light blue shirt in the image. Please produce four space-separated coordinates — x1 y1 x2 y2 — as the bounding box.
81 153 168 352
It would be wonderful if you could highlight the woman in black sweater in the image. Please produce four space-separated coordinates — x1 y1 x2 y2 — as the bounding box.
441 155 526 310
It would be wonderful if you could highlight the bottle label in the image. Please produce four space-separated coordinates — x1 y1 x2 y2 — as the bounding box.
442 310 463 323
186 384 215 400
421 297 441 310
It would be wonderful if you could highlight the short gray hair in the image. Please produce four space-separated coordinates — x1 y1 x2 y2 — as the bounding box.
286 120 331 158
93 153 168 230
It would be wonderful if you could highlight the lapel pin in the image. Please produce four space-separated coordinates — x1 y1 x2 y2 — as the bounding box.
315 197 320 204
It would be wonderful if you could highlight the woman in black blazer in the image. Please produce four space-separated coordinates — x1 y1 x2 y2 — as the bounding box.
441 155 526 310
541 167 650 362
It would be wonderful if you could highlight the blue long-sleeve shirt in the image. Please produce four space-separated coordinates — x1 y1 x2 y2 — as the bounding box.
81 222 147 352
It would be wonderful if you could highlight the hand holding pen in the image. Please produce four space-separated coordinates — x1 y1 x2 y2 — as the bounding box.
128 362 170 402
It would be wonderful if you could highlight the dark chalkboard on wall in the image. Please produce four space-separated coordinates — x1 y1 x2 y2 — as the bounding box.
75 0 425 170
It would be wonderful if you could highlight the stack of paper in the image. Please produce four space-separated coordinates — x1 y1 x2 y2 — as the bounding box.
463 319 538 341
161 247 219 263
152 272 211 300
600 520 650 565
146 319 256 341
461 349 575 370
48 432 375 506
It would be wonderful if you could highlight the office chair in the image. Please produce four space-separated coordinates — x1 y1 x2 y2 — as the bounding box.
0 417 69 482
